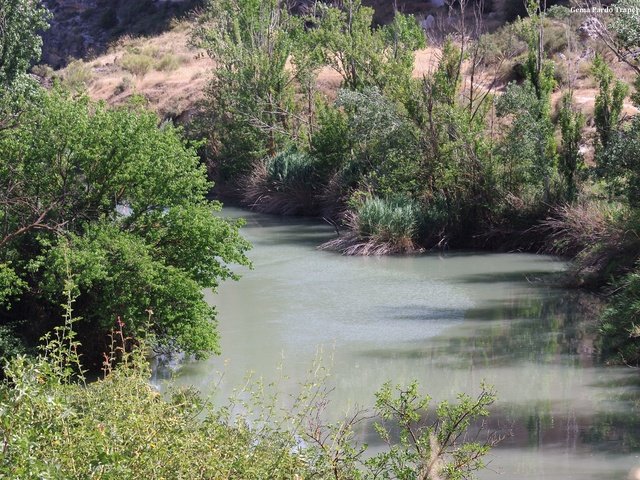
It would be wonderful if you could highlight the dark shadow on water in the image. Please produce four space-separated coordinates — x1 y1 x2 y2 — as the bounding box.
358 292 604 368
354 397 640 456
454 270 565 285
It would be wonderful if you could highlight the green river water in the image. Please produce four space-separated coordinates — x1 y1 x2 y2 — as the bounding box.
157 207 640 479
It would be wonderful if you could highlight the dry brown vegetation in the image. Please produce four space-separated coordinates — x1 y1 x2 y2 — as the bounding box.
51 11 638 123
541 202 640 287
58 21 212 119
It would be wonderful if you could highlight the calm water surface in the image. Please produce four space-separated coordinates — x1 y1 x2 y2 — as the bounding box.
161 207 640 479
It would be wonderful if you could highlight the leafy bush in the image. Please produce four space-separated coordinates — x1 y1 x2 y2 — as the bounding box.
121 52 154 77
598 116 640 206
592 53 629 150
310 101 351 177
336 87 422 197
30 63 54 79
546 5 572 20
600 264 640 364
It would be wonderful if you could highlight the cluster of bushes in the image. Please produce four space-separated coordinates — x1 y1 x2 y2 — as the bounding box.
194 0 585 255
120 46 187 77
542 2 640 363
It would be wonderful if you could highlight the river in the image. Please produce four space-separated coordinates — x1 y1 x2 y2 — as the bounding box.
158 207 640 479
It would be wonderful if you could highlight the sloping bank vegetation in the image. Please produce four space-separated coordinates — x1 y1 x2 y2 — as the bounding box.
192 0 640 362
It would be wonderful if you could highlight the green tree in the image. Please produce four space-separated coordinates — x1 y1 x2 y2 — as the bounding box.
558 92 585 202
410 41 496 238
597 116 640 207
306 0 425 98
193 0 310 179
592 54 628 149
495 82 556 200
0 0 50 88
0 0 50 133
0 91 251 360
496 6 557 203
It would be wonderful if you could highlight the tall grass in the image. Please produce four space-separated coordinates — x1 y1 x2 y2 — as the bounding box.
540 201 638 287
241 150 322 215
321 196 423 255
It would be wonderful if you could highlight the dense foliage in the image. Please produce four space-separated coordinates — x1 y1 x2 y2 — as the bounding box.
0 0 50 88
0 1 251 362
0 90 251 361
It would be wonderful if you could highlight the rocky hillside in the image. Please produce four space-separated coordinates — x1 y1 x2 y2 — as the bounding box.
43 0 636 129
41 0 202 68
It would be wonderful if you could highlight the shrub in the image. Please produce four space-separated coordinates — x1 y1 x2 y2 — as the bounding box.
61 59 93 91
320 195 423 255
241 150 322 215
335 87 422 197
121 52 154 77
598 115 640 206
543 20 569 55
477 23 528 69
155 53 184 72
114 75 134 95
0 318 497 479
540 202 638 287
310 101 351 177
547 5 572 20
600 264 640 365
30 63 54 79
304 0 425 97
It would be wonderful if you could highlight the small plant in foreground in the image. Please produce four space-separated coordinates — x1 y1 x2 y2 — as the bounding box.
0 305 498 479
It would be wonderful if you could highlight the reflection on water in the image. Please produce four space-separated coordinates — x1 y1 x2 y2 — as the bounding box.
157 208 640 480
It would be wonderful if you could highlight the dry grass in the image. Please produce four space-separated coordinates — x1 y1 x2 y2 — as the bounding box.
71 27 213 119
540 201 639 286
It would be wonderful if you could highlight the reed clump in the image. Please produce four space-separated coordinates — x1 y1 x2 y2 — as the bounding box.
321 196 423 255
241 150 322 216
